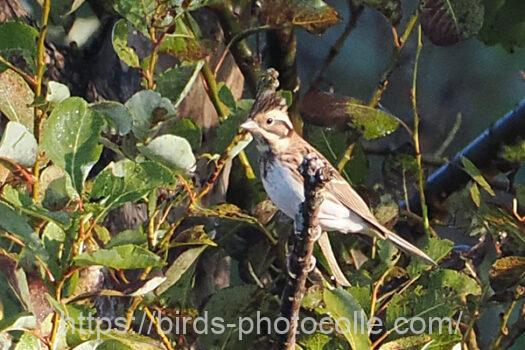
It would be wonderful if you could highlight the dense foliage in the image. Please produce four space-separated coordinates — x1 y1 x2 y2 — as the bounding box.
0 0 524 349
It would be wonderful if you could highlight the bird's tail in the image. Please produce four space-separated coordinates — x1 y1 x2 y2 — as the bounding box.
382 229 436 266
317 232 351 286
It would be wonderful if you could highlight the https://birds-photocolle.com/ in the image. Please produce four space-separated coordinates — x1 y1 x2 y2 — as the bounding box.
240 69 435 286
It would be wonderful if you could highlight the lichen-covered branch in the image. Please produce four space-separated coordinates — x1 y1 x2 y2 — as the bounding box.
277 153 330 349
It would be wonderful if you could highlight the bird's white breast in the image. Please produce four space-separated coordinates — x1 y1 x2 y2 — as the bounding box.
261 158 366 234
261 159 304 220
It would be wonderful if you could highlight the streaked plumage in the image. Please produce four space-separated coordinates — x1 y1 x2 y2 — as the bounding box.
241 86 435 286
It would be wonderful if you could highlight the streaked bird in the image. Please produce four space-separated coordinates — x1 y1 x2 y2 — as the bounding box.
241 71 435 286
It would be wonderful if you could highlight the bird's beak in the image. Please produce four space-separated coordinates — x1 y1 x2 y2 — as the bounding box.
240 119 258 131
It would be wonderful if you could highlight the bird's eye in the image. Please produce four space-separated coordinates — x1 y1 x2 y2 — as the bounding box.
266 117 274 125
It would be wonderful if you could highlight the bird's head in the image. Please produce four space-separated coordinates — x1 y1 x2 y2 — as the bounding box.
240 91 294 152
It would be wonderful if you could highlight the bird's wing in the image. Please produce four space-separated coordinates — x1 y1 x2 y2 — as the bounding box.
324 172 384 229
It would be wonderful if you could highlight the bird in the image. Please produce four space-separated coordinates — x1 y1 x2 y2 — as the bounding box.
240 72 435 286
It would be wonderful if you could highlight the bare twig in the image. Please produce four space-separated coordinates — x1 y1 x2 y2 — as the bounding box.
368 12 418 108
311 0 363 87
278 154 330 349
435 112 462 157
411 25 432 237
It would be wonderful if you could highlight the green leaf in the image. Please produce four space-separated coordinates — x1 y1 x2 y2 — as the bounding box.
460 156 495 196
260 0 341 34
199 285 277 350
0 313 36 333
0 122 37 167
299 331 351 350
71 331 162 350
0 202 48 260
428 269 481 297
13 332 42 350
138 134 196 173
360 0 402 25
41 97 104 194
90 160 174 213
125 90 176 140
158 18 210 61
213 110 248 155
420 0 484 46
0 22 38 72
348 101 399 140
489 256 525 291
323 287 371 350
218 83 237 110
501 139 525 162
469 182 481 207
156 226 215 295
46 81 70 104
112 0 157 35
2 184 71 227
155 63 203 107
379 334 461 350
74 244 163 269
407 237 453 277
106 227 147 248
479 0 525 51
171 117 202 150
0 69 34 131
112 19 140 68
40 165 78 210
91 101 133 136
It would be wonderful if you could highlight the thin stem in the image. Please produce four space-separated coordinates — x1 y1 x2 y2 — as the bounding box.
311 0 363 87
411 25 432 237
32 0 52 202
368 12 418 108
143 307 175 350
201 62 229 121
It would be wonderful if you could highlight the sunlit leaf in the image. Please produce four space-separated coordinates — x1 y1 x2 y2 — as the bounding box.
0 122 37 167
260 0 341 34
0 69 34 131
138 134 196 173
112 19 140 68
125 90 176 140
347 101 399 140
460 156 495 196
106 227 147 249
41 97 104 194
74 244 163 269
323 288 371 350
46 81 70 104
90 160 174 213
469 182 481 207
112 0 157 35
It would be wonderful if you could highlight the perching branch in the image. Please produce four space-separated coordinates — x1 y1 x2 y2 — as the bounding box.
278 153 330 349
405 99 525 216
